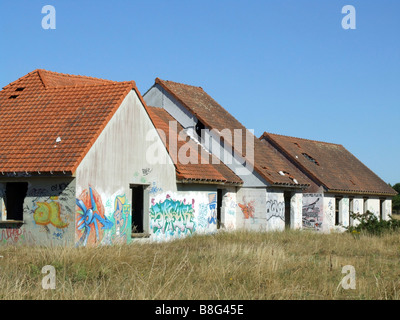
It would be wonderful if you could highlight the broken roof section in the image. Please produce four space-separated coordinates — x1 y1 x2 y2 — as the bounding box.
146 106 243 185
260 132 397 196
154 78 311 188
0 69 138 175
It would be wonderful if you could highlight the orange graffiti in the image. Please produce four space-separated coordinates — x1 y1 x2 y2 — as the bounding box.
238 201 255 219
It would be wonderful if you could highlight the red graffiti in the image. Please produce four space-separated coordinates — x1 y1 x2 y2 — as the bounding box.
0 228 23 243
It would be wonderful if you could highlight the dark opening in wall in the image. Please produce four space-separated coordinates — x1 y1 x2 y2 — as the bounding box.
379 198 385 221
217 189 223 229
335 197 342 226
284 191 292 229
195 120 205 140
5 182 28 221
131 185 144 233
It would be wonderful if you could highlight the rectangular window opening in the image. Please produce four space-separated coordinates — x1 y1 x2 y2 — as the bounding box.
5 182 28 221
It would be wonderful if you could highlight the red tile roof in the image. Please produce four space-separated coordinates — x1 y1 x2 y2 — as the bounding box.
146 106 243 185
154 78 311 187
260 132 397 196
0 69 137 174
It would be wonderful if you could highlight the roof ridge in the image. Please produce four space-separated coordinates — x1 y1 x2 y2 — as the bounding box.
155 78 203 90
44 80 136 90
38 69 118 83
262 131 343 147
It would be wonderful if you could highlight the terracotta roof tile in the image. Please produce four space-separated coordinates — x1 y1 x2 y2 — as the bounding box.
261 132 397 196
155 78 311 187
0 69 137 174
146 106 243 185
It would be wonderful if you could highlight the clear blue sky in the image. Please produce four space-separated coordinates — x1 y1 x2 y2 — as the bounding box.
0 0 399 184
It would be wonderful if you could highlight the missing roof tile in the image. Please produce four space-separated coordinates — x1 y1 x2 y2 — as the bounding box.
15 87 25 92
8 95 19 99
302 153 319 166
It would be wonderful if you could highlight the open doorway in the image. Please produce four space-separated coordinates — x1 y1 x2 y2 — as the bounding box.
284 191 292 229
131 185 144 233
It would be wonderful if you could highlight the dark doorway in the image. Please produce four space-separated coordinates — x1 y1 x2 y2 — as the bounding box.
131 185 144 233
284 191 292 229
217 189 223 229
5 182 28 221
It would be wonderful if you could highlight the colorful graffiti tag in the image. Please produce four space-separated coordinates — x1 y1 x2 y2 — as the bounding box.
112 195 131 244
76 187 113 246
207 193 217 225
150 197 196 238
302 194 323 231
33 201 69 229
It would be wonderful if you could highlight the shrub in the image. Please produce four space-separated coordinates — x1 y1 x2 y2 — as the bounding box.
347 210 400 236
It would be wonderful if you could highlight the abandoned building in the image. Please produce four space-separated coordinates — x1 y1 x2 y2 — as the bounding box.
0 70 396 246
260 132 397 232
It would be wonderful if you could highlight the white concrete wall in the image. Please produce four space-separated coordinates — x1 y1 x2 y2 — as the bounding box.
364 198 380 218
291 192 303 230
339 197 350 228
75 90 178 246
323 195 336 233
382 199 392 220
220 187 238 230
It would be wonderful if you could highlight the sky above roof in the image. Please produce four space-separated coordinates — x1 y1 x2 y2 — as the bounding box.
0 0 399 184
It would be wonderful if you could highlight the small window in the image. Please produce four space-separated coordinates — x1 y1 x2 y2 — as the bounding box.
4 182 28 221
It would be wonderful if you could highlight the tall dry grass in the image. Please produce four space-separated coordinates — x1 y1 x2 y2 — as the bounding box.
1 229 400 300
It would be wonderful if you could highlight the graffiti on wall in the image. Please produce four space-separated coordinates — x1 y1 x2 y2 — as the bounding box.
302 194 323 231
238 199 255 220
207 193 217 225
76 186 114 246
33 201 69 229
266 200 285 222
111 195 131 244
150 197 196 238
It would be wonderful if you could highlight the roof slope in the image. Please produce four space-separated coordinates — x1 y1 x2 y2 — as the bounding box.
146 106 243 185
0 69 136 174
261 132 397 196
155 78 311 187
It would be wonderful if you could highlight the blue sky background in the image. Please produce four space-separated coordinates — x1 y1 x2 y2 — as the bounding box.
0 0 399 184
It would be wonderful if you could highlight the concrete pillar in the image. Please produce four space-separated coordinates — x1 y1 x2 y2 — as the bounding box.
290 192 303 230
339 197 350 228
382 199 392 221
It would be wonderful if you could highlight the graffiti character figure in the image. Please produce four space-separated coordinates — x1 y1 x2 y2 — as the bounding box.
76 187 113 246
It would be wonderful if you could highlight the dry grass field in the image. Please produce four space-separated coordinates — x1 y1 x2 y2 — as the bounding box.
1 229 400 300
